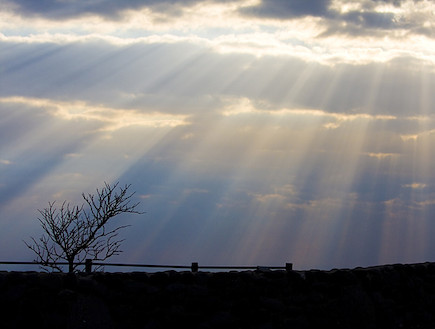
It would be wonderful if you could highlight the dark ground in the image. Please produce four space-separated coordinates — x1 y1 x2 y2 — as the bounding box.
2 262 435 328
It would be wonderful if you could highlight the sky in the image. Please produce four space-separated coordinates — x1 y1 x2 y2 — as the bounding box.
2 0 435 271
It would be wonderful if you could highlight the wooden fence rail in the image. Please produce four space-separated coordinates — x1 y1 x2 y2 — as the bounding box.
0 260 293 273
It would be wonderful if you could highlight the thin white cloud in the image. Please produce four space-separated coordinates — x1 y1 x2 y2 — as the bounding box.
250 185 295 203
0 31 208 47
400 128 435 142
221 97 397 126
365 152 400 159
0 159 12 165
0 97 189 131
402 183 427 189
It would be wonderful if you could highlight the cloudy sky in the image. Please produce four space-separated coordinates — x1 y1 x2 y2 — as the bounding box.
2 0 435 271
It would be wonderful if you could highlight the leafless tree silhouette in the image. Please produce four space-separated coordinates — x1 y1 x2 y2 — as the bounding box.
25 182 142 273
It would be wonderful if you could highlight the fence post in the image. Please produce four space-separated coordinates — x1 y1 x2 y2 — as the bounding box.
285 263 293 272
85 259 93 274
191 262 198 272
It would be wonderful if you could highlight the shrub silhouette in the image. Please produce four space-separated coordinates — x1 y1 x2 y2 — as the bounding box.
25 182 142 273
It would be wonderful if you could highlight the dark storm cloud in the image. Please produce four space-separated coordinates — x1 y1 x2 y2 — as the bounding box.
342 11 396 29
320 10 406 37
240 0 332 19
3 0 433 38
372 0 420 6
1 0 234 20
240 0 434 37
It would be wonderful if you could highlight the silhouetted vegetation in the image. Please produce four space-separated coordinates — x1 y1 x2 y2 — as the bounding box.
25 182 142 273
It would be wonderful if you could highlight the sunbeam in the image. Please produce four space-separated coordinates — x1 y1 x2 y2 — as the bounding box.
3 0 435 270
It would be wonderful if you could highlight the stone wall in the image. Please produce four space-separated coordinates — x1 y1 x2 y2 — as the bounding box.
2 262 435 328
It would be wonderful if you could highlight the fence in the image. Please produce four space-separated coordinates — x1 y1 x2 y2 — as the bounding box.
0 260 293 273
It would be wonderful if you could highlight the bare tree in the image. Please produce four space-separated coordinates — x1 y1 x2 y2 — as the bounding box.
25 182 142 273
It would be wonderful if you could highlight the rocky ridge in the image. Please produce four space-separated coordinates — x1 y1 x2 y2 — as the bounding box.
2 262 435 328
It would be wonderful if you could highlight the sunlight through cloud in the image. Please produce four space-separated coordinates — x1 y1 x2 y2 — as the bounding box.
0 96 188 131
3 0 435 271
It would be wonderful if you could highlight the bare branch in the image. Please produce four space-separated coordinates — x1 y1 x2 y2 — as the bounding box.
24 182 142 273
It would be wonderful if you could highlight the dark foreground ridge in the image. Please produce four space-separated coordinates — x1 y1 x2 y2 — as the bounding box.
2 262 435 328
